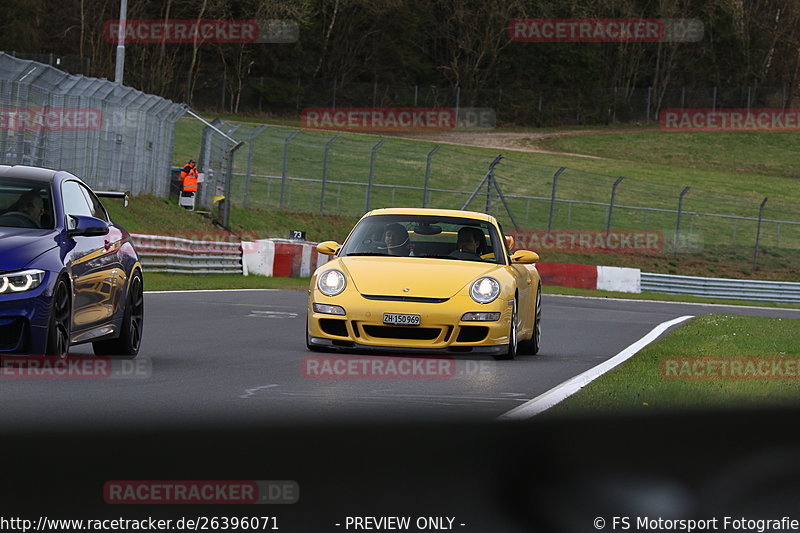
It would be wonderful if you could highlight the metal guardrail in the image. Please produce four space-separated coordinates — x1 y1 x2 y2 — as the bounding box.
641 272 800 304
131 234 245 275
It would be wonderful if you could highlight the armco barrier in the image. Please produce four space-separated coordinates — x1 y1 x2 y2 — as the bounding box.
133 237 796 305
641 272 800 304
131 234 246 275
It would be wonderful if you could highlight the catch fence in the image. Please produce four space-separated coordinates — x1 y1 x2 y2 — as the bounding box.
196 121 800 272
0 51 185 195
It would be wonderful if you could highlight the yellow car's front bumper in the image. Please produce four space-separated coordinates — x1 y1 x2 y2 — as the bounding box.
307 292 514 354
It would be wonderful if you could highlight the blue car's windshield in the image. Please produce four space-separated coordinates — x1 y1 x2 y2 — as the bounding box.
0 177 54 230
340 214 506 264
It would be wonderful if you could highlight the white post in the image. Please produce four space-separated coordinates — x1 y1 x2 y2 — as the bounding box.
114 0 128 84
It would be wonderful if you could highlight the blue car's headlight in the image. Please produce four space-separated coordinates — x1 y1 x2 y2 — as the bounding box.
317 269 346 297
0 269 46 294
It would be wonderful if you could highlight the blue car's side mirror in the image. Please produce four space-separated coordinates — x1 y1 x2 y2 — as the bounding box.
67 215 110 237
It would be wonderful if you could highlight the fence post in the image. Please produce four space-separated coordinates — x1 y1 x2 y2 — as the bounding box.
753 197 768 270
319 135 340 214
674 186 691 257
422 145 440 207
221 141 245 228
279 130 301 209
485 168 492 214
461 154 503 211
243 125 267 208
198 119 219 208
606 176 624 236
364 140 385 212
548 167 566 232
712 87 717 110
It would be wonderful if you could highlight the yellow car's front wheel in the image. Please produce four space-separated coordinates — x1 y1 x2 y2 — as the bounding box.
496 298 517 360
518 285 542 355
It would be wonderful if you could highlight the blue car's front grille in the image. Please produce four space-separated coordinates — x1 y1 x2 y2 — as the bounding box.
0 318 24 350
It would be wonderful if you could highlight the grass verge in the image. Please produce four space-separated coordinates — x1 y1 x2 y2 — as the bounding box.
544 314 800 415
143 273 310 292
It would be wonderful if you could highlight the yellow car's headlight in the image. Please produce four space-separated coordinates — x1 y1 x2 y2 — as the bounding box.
469 276 500 304
0 269 45 294
317 269 347 297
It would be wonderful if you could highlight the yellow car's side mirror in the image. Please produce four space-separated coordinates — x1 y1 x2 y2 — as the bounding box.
316 241 341 255
510 250 539 264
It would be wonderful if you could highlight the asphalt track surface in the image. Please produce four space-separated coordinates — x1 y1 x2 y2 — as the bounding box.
2 289 799 429
4 291 800 533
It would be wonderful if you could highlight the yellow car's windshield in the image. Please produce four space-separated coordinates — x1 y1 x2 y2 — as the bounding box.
339 214 504 264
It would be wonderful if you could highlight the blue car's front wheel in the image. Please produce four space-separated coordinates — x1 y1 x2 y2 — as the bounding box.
93 270 143 358
45 276 71 357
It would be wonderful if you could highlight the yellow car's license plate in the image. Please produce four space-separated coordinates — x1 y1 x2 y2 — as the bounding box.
383 313 421 326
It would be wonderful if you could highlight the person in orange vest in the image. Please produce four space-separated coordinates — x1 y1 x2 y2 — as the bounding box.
180 159 199 199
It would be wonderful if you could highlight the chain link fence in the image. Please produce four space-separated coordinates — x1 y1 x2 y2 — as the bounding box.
0 52 185 195
196 120 800 272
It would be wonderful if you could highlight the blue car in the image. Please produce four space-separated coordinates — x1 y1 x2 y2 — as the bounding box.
0 165 143 357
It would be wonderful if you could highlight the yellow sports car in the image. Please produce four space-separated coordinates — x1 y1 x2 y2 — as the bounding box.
306 208 541 359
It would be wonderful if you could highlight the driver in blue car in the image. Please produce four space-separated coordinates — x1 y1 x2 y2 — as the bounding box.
0 191 44 228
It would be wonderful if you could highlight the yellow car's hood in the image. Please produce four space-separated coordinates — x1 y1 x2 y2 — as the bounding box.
339 257 499 299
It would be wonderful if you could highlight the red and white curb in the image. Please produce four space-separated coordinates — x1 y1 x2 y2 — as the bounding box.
537 263 641 293
243 239 330 278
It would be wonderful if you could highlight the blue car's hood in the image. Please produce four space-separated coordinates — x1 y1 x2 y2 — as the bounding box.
0 227 61 272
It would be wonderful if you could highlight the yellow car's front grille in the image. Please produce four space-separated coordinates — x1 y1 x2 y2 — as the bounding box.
319 318 348 337
455 326 489 343
361 294 450 304
362 325 442 340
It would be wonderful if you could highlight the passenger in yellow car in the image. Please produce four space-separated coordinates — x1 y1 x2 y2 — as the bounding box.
450 227 485 260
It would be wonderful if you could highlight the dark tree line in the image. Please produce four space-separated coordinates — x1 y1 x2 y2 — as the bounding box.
3 0 800 114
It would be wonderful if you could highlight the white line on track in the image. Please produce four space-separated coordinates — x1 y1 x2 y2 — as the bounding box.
545 293 800 312
497 315 695 420
144 289 279 294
